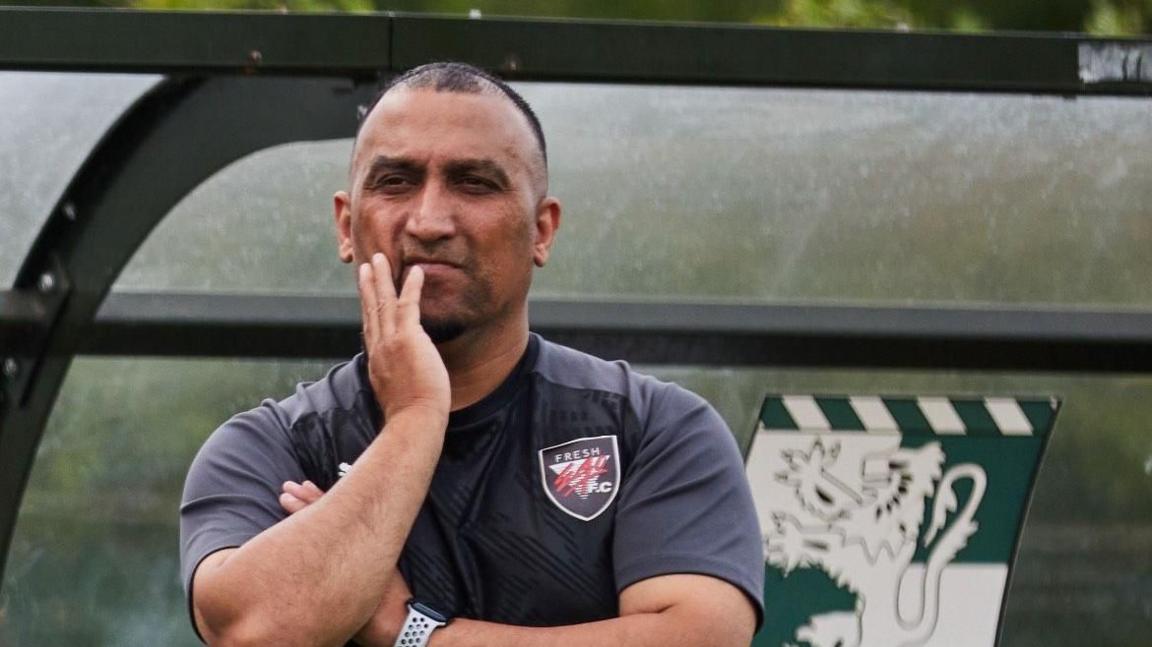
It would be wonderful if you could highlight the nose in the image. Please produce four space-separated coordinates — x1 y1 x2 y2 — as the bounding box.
404 180 457 242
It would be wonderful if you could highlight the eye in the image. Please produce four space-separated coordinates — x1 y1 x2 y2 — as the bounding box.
369 173 415 193
457 175 499 194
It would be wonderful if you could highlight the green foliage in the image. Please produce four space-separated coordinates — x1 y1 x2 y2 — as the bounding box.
1086 0 1152 33
771 0 918 30
2 0 1149 33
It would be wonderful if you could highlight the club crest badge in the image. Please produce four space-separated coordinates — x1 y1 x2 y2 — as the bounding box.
746 394 1058 647
539 435 620 521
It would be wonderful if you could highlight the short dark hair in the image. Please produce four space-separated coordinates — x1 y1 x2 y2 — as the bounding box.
357 62 547 166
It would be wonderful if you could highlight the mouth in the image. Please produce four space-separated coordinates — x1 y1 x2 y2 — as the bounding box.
402 255 461 270
398 258 463 286
406 260 459 269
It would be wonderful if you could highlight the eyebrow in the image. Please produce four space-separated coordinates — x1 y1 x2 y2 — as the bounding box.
363 155 512 188
443 158 512 187
365 155 423 179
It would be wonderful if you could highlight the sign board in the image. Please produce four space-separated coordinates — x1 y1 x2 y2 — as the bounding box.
747 394 1058 647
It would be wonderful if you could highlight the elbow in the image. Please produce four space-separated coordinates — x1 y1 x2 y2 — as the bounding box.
196 579 357 647
672 604 756 647
207 622 265 647
190 552 350 647
196 592 313 647
206 618 324 647
195 604 264 647
688 620 753 647
704 611 756 647
215 628 298 647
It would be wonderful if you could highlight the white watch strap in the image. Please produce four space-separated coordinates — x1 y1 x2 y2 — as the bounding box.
393 602 448 647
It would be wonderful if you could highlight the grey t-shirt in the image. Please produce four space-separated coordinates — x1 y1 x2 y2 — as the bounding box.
181 334 764 629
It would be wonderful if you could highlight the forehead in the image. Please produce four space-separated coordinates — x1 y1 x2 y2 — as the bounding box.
353 88 537 173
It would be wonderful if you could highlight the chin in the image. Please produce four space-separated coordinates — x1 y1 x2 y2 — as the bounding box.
421 317 467 344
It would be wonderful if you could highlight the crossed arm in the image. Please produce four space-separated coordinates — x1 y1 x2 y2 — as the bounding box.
189 253 757 646
265 480 757 647
196 486 755 647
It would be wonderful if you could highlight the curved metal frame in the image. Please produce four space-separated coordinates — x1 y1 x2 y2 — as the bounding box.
0 74 375 580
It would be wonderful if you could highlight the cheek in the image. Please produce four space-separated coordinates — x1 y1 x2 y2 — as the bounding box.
489 221 540 290
350 206 401 258
498 208 539 252
483 227 535 275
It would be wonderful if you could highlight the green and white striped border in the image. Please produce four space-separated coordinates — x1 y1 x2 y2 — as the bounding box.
758 395 1059 437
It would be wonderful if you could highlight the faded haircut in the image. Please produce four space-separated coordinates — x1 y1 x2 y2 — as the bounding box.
356 62 548 167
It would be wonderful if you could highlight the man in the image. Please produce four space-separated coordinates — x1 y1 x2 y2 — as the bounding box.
180 62 763 646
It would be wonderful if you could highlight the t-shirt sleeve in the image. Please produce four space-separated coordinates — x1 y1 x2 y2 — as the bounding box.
612 384 765 628
179 401 305 600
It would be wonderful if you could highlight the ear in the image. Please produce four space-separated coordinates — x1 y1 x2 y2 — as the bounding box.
532 196 562 268
334 190 354 264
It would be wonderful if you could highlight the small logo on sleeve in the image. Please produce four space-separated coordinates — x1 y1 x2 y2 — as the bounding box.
538 435 620 521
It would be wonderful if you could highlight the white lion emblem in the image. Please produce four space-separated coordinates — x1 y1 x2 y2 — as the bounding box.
758 436 986 647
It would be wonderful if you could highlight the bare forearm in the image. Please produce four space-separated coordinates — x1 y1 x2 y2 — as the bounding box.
197 409 445 645
427 575 756 647
431 612 750 647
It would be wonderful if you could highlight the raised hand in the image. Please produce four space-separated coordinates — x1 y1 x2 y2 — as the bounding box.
359 252 451 424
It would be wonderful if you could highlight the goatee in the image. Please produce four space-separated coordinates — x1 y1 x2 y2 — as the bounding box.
421 317 466 344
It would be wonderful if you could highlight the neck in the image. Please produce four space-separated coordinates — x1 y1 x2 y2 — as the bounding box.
437 312 530 411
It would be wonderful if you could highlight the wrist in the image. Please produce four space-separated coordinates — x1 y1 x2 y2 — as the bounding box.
392 600 452 647
427 617 470 647
351 611 394 647
385 405 449 431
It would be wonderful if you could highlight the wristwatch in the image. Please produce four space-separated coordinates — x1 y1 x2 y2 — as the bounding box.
392 599 452 647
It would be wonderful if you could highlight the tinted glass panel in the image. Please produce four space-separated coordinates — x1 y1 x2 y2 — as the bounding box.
0 73 159 283
116 85 1152 307
0 357 332 646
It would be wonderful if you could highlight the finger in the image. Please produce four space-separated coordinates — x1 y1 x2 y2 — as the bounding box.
283 480 323 505
279 492 307 514
358 262 379 343
300 480 325 501
396 265 425 332
371 253 398 336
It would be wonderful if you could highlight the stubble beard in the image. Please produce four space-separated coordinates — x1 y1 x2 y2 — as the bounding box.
420 316 467 344
401 264 474 344
415 265 507 345
418 282 486 345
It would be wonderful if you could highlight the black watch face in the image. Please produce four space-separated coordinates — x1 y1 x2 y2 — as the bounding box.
411 600 450 623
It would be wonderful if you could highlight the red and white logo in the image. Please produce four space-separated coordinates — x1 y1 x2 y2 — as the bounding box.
538 435 621 521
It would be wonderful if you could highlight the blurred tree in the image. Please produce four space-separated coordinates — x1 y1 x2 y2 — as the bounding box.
1 0 1148 34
